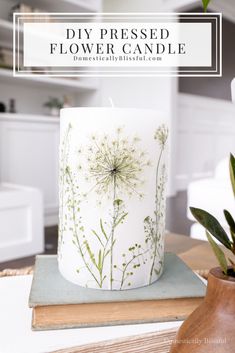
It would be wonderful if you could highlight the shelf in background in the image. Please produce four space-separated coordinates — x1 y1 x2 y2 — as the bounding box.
0 4 98 46
0 19 13 45
33 0 99 13
0 112 60 124
0 69 98 92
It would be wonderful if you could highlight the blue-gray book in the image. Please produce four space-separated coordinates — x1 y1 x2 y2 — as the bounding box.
29 253 206 330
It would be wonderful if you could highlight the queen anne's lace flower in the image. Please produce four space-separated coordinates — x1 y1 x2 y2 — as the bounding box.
154 125 169 148
85 128 151 198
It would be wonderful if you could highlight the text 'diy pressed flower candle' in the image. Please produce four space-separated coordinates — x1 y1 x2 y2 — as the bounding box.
58 108 169 290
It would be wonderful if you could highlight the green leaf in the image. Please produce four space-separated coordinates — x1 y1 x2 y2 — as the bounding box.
206 231 228 274
224 209 235 233
115 212 128 228
100 219 108 240
144 216 150 223
114 199 123 206
229 153 235 197
85 241 97 267
91 229 104 247
190 207 231 249
154 268 161 276
230 231 235 245
111 239 116 247
223 209 235 244
104 249 111 258
98 249 102 271
202 0 211 12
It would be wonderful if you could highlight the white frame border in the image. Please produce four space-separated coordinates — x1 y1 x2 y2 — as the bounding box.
13 12 222 77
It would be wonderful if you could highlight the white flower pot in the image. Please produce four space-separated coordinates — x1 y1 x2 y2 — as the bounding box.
50 107 60 116
58 108 169 290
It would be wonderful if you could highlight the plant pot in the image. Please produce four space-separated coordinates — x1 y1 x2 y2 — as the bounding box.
170 267 235 353
50 107 60 116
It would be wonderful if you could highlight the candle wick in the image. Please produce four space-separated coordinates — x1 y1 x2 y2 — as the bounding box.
108 97 115 108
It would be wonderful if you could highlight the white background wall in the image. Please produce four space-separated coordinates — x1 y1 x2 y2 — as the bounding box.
176 93 235 190
104 0 164 12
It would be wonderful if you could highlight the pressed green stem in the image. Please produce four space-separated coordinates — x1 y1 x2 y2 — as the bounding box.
110 175 117 289
149 145 164 284
120 249 149 290
155 147 163 227
58 125 71 256
98 265 104 288
149 238 161 284
67 169 101 288
99 239 110 287
100 234 112 287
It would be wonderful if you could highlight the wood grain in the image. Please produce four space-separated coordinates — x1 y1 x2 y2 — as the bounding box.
165 233 203 255
50 328 178 353
0 266 34 277
178 243 232 271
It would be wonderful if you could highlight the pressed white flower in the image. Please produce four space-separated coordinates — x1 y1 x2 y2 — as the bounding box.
154 124 169 147
84 128 151 198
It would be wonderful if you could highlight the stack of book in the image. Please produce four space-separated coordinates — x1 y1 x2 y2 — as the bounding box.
29 253 206 331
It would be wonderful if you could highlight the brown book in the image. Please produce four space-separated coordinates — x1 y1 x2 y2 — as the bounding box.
29 254 206 330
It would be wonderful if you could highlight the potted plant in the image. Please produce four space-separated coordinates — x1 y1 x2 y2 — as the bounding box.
44 97 63 116
170 154 235 353
202 0 211 12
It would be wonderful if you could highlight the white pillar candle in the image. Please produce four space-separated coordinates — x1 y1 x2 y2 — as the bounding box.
58 108 169 290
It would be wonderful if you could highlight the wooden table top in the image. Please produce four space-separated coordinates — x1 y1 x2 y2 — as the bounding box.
165 232 229 272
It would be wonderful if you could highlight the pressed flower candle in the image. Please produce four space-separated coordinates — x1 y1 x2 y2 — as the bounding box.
58 108 169 290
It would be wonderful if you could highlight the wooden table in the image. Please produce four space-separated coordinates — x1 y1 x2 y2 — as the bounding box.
165 232 229 272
